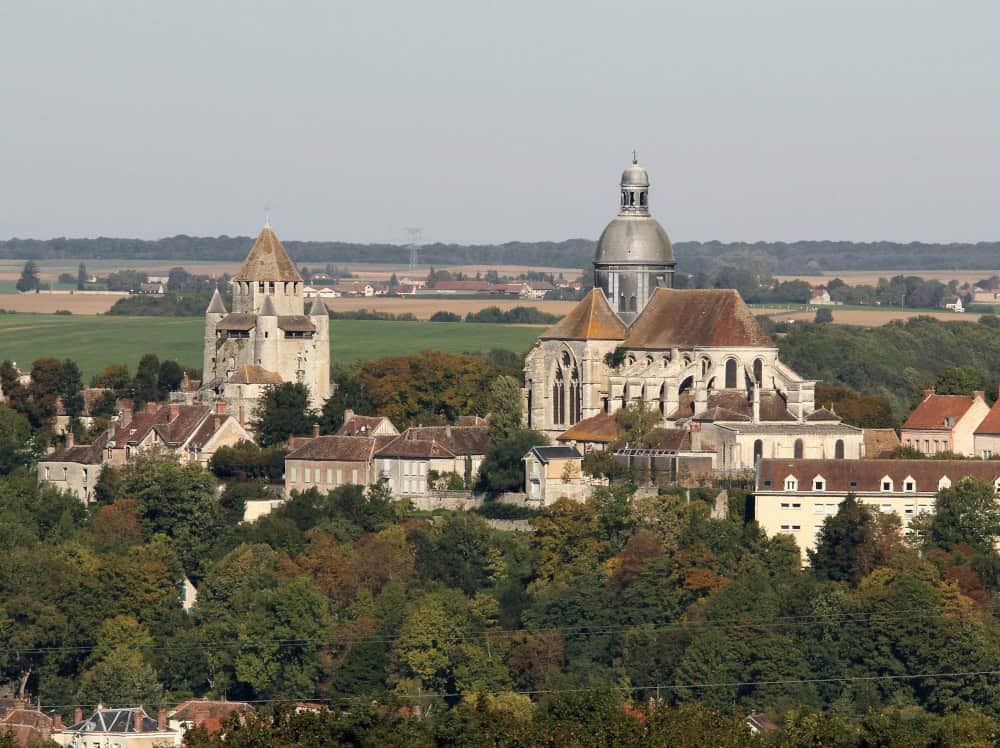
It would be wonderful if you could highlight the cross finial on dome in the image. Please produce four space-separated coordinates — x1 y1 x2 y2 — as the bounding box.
632 149 638 164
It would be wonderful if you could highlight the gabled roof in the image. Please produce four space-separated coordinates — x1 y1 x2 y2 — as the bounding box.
227 365 283 385
233 225 303 283
153 405 212 446
539 288 627 340
170 700 251 734
376 437 455 458
286 435 376 462
974 398 1000 435
902 393 980 430
337 414 397 437
625 288 772 348
557 412 620 443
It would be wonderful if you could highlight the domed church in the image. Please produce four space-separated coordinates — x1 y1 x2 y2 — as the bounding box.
522 158 863 470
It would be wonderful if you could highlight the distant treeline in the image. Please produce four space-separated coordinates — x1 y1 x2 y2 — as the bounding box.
5 235 1000 273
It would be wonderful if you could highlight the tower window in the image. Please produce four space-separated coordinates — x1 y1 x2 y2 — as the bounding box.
622 190 627 206
269 281 275 294
258 281 265 293
629 191 635 206
639 191 647 207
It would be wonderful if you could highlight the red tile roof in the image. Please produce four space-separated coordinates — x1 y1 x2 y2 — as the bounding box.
286 435 376 462
337 414 395 436
974 399 1000 435
170 700 251 735
625 289 773 348
227 365 283 385
902 393 979 430
757 458 1000 493
539 288 627 340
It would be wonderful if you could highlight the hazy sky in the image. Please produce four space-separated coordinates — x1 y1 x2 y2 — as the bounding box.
1 1 998 245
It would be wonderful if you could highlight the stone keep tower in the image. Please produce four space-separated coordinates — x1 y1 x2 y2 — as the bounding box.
203 224 331 407
593 156 675 324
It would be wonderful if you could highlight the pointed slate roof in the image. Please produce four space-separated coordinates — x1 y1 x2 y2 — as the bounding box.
234 225 303 283
309 297 328 316
206 288 228 314
539 288 627 340
259 294 276 316
624 288 773 348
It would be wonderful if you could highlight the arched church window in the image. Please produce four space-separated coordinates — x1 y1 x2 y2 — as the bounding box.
754 358 763 386
835 439 845 459
659 383 668 417
570 367 581 425
562 352 571 367
553 368 565 426
754 439 764 464
725 359 738 389
526 385 533 428
794 439 804 459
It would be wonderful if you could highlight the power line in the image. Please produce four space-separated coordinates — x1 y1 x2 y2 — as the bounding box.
34 668 1000 710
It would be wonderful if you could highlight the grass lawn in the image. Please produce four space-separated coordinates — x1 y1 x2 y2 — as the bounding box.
0 314 543 380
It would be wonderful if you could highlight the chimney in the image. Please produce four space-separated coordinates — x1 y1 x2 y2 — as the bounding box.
181 371 190 390
54 714 63 730
134 708 143 733
169 403 180 421
158 708 167 731
145 401 157 414
66 432 74 449
74 707 82 724
120 405 132 427
215 400 227 416
312 423 321 438
973 390 985 402
344 409 354 422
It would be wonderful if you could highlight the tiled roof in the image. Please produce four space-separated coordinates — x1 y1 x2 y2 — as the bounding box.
337 415 394 437
110 409 168 446
539 289 627 340
717 422 861 435
557 412 620 443
170 700 250 734
624 289 773 348
216 313 257 331
805 407 840 422
642 428 692 451
40 432 108 464
673 391 795 423
400 426 490 456
863 428 901 458
376 437 455 458
0 706 52 745
758 458 1000 493
974 399 1000 435
277 315 316 332
187 414 237 450
233 225 303 282
286 435 376 462
153 405 211 446
902 393 978 430
227 365 283 385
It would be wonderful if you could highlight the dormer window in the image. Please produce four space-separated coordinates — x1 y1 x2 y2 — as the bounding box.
813 476 826 491
881 476 893 492
943 416 956 427
903 477 916 492
784 476 798 491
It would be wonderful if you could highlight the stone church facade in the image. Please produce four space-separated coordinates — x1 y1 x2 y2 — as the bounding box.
202 224 331 417
523 158 862 470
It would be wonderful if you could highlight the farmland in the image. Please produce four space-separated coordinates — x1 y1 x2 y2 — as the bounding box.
0 314 544 380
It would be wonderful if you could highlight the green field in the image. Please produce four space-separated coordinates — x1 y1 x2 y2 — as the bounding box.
0 314 543 380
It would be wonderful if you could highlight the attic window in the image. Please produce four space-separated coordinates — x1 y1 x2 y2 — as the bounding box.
943 416 956 427
763 480 772 488
849 480 858 488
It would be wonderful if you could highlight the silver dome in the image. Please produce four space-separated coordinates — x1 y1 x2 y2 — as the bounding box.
621 162 649 187
594 215 673 265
